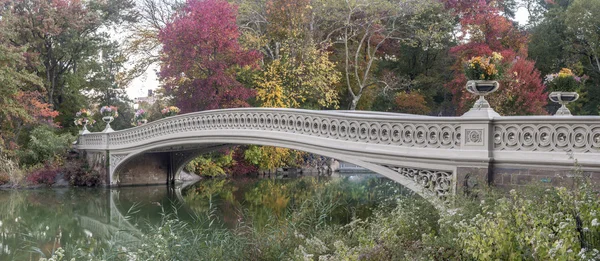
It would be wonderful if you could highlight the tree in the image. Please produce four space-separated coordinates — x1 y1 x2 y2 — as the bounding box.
0 0 135 108
315 0 451 110
0 42 54 152
523 0 600 115
444 0 548 115
0 0 136 136
236 0 341 110
394 92 431 115
527 4 572 77
254 43 340 109
121 0 184 85
159 0 261 113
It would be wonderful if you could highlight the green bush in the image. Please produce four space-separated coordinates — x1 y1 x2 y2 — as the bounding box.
185 152 233 178
435 183 600 261
17 126 74 167
290 196 439 260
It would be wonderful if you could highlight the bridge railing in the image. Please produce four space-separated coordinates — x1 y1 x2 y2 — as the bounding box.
491 116 600 169
76 108 600 158
493 116 600 153
75 108 479 150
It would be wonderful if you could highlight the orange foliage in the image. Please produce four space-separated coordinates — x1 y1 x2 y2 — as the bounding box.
394 92 431 115
16 91 59 125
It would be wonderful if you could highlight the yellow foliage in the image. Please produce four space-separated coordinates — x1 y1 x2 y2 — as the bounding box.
259 146 291 170
254 44 340 109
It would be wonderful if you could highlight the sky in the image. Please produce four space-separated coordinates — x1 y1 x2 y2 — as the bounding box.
123 5 531 100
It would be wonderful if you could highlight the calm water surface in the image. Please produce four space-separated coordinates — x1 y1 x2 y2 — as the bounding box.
0 174 411 260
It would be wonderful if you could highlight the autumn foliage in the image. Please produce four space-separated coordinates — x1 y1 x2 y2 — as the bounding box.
444 0 547 115
159 0 261 113
394 92 431 115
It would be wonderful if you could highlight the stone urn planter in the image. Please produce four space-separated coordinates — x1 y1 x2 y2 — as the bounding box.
549 91 579 116
466 80 499 105
102 116 115 132
462 80 501 118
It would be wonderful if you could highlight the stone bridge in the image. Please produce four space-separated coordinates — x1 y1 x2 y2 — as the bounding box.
75 108 600 205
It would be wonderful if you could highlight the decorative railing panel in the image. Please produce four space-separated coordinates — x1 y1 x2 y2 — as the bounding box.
80 133 105 147
386 166 453 201
493 118 600 153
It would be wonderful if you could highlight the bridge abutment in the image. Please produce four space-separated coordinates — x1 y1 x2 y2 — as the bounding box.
82 150 110 185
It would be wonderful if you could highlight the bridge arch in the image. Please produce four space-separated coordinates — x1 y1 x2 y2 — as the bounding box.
110 136 455 206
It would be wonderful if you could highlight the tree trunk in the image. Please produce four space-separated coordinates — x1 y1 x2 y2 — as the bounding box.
349 96 359 110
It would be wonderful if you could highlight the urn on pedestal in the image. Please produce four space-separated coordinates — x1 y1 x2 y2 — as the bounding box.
545 68 586 116
462 52 504 118
100 106 119 132
74 109 93 135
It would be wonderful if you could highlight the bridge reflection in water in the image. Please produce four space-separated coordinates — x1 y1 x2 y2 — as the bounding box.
0 184 194 260
76 183 194 243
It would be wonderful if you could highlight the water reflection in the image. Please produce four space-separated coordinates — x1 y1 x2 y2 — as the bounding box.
0 174 412 260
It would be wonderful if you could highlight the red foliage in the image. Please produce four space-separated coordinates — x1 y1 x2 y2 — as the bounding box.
26 164 60 186
159 0 261 113
443 0 547 115
228 147 258 176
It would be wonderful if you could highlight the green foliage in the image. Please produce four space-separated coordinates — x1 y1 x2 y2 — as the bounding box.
185 152 233 178
123 214 245 260
16 126 74 167
548 75 582 92
243 145 304 171
0 40 45 150
452 185 599 260
290 197 439 260
527 0 600 115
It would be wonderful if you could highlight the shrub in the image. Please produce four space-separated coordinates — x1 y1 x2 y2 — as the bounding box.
25 164 60 185
17 126 74 167
228 147 258 176
185 152 233 178
0 153 23 185
63 159 102 186
0 173 9 185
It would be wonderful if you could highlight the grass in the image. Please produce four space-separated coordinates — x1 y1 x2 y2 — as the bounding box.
39 176 600 261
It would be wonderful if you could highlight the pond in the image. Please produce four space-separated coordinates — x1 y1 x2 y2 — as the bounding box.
0 173 417 260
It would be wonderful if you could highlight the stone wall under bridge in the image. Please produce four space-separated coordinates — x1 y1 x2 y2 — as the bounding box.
75 108 600 206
